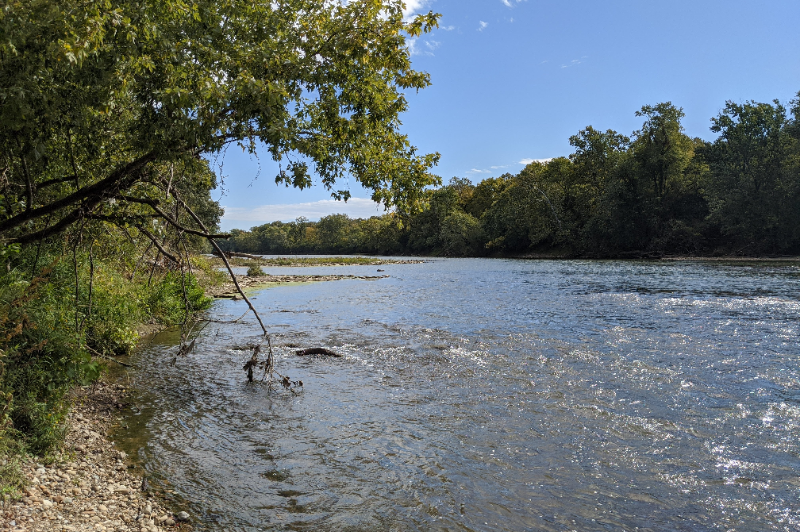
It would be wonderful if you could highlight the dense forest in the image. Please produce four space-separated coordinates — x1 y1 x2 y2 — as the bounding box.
221 98 800 257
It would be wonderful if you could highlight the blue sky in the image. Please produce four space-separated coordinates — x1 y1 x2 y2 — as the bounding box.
217 0 800 231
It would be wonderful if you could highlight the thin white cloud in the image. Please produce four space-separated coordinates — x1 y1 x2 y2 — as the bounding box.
221 198 386 230
561 59 581 69
501 0 512 6
440 25 456 31
478 20 488 31
467 168 491 174
490 165 509 170
519 158 553 165
403 0 427 19
407 37 420 56
408 37 438 56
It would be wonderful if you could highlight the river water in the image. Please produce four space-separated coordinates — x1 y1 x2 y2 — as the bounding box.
118 259 800 531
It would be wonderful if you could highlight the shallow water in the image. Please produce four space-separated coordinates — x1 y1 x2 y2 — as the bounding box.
118 259 800 531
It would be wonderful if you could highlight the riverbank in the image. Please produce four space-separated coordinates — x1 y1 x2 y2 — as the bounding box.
1 381 190 532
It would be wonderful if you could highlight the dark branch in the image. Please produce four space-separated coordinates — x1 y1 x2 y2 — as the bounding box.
134 225 180 265
0 152 156 235
116 195 231 239
38 176 78 189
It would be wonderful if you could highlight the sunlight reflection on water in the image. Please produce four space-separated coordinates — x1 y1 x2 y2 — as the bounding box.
118 259 800 531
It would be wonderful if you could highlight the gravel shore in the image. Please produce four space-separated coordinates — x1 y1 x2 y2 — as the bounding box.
1 382 191 532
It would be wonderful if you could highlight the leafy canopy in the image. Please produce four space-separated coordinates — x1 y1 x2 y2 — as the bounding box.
0 0 441 244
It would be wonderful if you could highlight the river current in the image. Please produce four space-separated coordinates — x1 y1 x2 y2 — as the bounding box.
118 259 800 531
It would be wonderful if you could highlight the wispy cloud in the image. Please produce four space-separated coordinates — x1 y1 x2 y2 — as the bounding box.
221 198 386 230
402 0 428 18
440 25 456 31
478 20 488 31
501 0 526 7
519 158 553 165
561 59 582 69
467 168 491 174
408 37 439 56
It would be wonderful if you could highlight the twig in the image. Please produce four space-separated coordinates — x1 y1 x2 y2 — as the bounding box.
168 188 269 336
87 346 135 368
135 224 180 265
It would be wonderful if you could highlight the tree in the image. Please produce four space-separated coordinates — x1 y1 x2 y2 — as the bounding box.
632 103 693 199
701 99 799 252
0 0 441 249
463 176 508 219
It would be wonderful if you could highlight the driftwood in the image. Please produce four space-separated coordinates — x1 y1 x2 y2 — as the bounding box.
295 347 341 357
212 250 263 260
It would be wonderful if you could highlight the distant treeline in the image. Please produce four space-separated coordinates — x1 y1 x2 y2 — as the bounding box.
221 97 800 257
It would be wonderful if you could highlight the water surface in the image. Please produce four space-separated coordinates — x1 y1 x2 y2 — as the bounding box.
119 259 800 531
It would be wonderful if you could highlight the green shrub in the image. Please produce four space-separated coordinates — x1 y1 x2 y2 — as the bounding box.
144 271 213 326
246 264 265 276
0 242 212 456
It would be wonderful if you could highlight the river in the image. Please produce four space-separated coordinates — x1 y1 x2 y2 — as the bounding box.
117 258 800 531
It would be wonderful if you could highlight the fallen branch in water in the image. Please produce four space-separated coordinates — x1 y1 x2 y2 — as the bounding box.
295 347 341 357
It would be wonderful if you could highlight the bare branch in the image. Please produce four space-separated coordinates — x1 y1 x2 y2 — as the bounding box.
134 225 180 265
168 187 269 336
116 195 231 239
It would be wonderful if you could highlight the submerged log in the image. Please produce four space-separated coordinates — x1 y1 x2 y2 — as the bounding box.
295 347 341 357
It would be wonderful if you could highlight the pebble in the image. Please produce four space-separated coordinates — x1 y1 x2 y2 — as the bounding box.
2 382 187 532
176 510 190 522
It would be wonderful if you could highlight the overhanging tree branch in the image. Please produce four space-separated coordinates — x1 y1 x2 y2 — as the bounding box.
116 195 231 239
0 152 156 236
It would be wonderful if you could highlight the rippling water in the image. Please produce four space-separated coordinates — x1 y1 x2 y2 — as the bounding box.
117 259 800 531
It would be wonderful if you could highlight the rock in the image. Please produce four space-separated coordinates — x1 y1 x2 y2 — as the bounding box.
165 518 175 526
176 510 190 522
98 504 108 513
42 499 53 508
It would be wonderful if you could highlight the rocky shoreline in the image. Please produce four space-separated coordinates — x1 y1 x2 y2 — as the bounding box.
1 382 191 532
